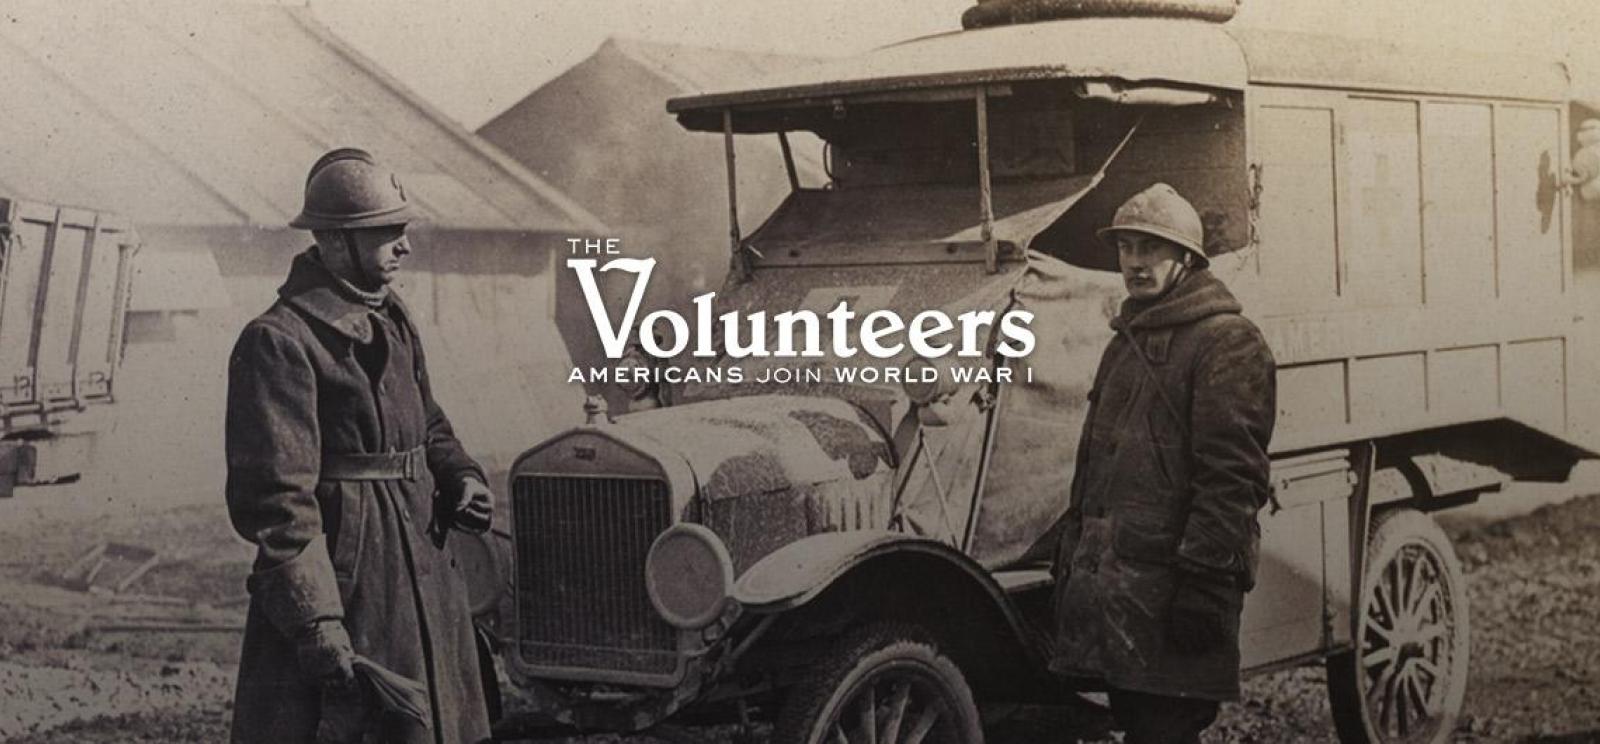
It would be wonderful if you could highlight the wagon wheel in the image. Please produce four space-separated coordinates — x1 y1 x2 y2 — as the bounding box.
774 623 984 744
1327 509 1470 744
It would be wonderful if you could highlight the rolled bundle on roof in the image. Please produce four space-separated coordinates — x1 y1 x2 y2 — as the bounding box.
961 0 1239 30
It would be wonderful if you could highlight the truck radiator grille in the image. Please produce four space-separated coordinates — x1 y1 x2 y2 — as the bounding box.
512 475 677 676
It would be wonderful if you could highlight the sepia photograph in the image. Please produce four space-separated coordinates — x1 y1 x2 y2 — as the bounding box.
0 1 1596 742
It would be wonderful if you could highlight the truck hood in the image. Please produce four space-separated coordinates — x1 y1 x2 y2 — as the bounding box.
619 395 893 505
618 395 896 572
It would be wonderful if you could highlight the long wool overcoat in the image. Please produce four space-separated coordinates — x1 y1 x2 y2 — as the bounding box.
1049 269 1276 701
225 248 491 744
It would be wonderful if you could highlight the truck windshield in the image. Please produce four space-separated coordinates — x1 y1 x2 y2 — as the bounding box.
823 89 1081 188
748 81 1245 261
655 81 1245 409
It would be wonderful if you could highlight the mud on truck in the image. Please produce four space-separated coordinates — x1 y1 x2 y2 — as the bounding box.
472 7 1600 744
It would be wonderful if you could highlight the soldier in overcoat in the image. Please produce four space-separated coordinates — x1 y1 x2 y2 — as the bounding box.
225 148 496 744
1049 183 1277 743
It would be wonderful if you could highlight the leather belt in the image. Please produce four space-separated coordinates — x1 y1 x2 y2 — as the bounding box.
320 445 426 482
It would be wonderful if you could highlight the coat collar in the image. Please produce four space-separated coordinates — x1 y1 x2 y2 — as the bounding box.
1111 269 1243 332
278 247 410 344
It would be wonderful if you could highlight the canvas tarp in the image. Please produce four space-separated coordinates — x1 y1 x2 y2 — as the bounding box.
665 178 1123 568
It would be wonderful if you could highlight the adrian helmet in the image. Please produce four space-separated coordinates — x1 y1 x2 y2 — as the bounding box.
1096 182 1207 267
289 148 416 230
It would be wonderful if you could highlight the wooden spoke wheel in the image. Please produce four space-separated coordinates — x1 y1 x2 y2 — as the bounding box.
1328 509 1470 744
775 624 983 744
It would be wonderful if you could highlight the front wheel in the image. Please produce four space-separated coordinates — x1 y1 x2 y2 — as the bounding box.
1327 509 1470 744
774 623 984 744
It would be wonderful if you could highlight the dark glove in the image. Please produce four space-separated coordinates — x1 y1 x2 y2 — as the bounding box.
353 657 430 727
297 618 357 685
452 476 494 534
1166 575 1234 655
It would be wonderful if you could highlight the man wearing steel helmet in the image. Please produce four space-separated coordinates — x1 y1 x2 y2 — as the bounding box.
1048 183 1276 743
225 148 494 744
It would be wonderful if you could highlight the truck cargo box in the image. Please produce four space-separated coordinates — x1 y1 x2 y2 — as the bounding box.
0 197 139 494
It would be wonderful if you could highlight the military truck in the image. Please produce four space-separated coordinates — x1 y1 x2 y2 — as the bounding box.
484 6 1598 743
0 198 139 498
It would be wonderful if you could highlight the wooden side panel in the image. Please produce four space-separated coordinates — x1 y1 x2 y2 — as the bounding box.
1277 362 1347 437
74 231 128 400
1431 345 1500 420
1340 98 1423 308
1250 89 1579 450
1240 503 1324 667
34 218 91 402
1254 104 1340 311
1242 450 1357 668
1503 338 1566 432
1421 102 1497 305
0 211 49 406
0 200 137 421
1495 106 1565 300
1349 353 1426 427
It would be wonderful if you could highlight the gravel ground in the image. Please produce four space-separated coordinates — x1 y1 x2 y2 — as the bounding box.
1447 497 1600 742
2 492 1597 743
0 661 233 742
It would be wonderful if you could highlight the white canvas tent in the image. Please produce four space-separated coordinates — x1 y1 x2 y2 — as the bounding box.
0 2 606 496
480 38 830 375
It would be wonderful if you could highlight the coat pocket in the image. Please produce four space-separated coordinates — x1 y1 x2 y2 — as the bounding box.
1111 504 1180 566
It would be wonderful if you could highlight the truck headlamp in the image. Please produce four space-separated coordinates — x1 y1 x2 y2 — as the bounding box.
645 524 734 630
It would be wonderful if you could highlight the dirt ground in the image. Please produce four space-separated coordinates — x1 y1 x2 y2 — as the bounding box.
0 488 1596 743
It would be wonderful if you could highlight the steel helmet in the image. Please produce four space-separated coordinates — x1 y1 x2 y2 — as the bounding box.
289 148 416 230
1096 182 1207 267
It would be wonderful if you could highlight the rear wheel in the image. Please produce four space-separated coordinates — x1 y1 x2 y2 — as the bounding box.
1327 509 1469 744
774 623 984 744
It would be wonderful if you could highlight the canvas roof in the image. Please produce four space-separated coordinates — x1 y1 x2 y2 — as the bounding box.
0 1 603 233
669 18 1248 123
1231 27 1568 103
670 18 1570 129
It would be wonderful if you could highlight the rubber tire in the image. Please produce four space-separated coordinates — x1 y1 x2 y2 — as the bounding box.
774 623 985 744
1326 509 1470 744
962 0 1239 30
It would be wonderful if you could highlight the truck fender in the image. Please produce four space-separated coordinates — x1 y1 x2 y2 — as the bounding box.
731 531 1052 696
733 530 1008 614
